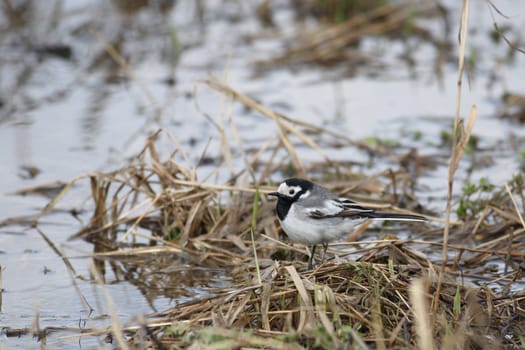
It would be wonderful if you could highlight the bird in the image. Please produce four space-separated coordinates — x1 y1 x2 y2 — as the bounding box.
268 178 427 270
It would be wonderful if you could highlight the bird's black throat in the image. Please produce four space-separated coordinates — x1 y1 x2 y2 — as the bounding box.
274 187 308 220
275 196 293 221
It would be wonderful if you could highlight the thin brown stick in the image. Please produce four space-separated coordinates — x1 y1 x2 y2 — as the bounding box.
434 0 473 313
90 28 161 115
90 264 130 350
410 278 435 350
36 228 93 313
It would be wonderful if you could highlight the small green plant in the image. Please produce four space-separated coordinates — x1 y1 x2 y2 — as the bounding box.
363 136 401 148
350 262 374 284
163 321 195 344
466 45 479 75
170 26 181 63
518 150 525 170
282 162 296 177
276 331 300 343
311 322 336 350
488 24 512 44
337 324 354 344
388 258 395 277
165 227 180 241
519 334 525 348
464 134 479 155
410 129 423 141
251 187 262 285
508 173 524 191
197 328 233 345
440 128 479 153
456 177 495 221
440 129 452 145
453 285 461 320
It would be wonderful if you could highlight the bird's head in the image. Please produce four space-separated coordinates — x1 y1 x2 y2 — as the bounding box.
268 178 314 202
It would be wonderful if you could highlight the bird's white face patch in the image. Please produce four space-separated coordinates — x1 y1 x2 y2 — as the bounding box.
299 190 310 199
278 183 303 198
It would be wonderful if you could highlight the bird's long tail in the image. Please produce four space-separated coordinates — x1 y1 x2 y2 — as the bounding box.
367 212 427 222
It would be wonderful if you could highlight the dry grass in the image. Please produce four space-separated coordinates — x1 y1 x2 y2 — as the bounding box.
130 238 520 349
434 0 476 313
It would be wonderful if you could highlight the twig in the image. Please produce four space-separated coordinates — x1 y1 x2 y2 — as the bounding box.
36 228 93 313
434 0 475 313
410 278 435 350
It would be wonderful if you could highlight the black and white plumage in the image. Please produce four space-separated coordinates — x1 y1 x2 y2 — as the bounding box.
268 178 427 269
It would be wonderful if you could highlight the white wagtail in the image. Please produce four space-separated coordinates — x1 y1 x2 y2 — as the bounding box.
268 178 427 269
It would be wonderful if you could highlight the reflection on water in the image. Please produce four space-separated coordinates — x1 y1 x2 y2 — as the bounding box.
107 254 231 306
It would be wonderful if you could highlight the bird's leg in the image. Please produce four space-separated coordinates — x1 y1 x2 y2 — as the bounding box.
320 242 328 265
307 245 317 270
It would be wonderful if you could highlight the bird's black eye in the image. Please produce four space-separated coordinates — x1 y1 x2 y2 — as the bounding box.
289 189 295 195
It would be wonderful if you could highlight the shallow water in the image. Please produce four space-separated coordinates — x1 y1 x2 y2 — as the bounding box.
1 1 525 348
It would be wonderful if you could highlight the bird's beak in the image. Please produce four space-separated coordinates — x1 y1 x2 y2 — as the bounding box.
267 192 281 198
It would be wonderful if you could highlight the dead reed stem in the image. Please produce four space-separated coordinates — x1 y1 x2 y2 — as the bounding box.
36 228 94 313
505 183 525 229
410 278 435 350
90 28 161 116
90 264 130 350
434 0 475 313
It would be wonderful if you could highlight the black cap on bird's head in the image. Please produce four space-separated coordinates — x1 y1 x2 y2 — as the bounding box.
268 178 313 198
283 178 315 194
283 178 314 189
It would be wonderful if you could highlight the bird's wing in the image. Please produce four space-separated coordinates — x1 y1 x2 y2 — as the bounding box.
307 198 375 219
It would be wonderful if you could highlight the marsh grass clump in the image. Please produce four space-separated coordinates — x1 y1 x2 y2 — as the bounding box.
128 256 518 349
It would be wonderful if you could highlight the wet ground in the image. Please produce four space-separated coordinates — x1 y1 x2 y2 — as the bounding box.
1 1 525 348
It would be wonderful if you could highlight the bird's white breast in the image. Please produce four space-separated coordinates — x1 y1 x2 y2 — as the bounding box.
280 203 363 245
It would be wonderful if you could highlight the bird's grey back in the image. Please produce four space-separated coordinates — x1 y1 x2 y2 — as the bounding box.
297 183 337 206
